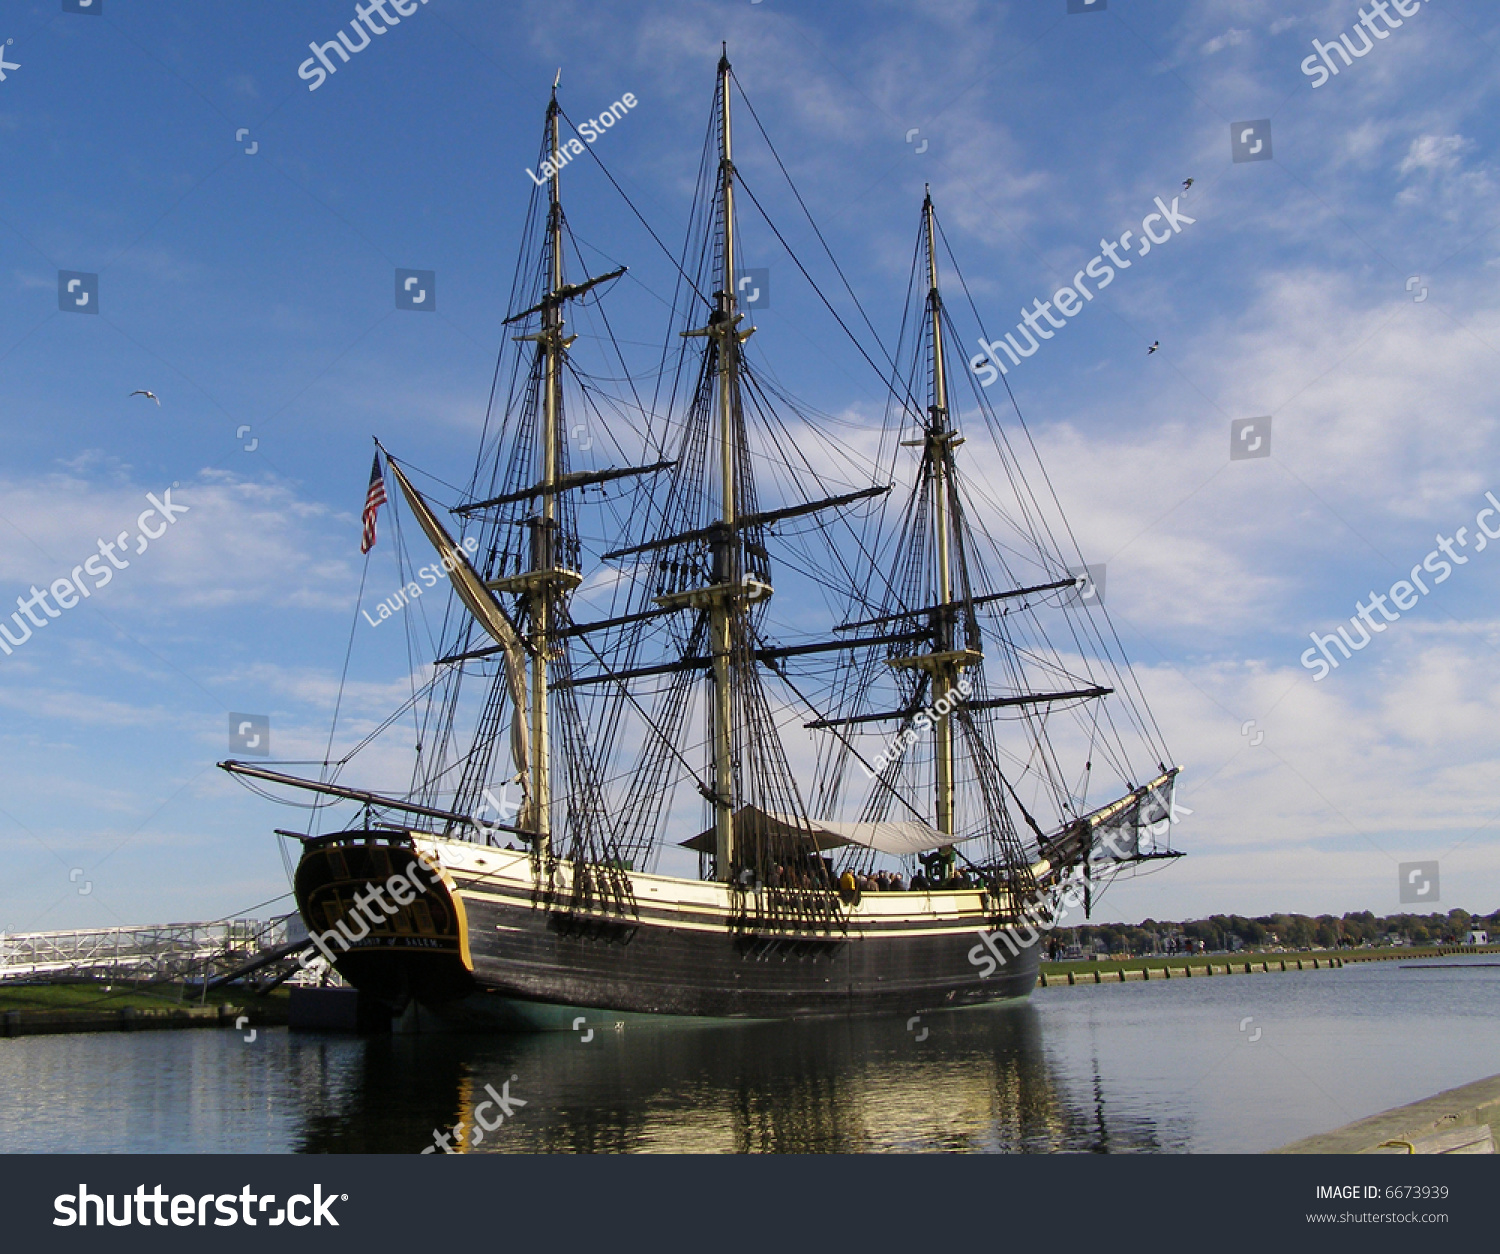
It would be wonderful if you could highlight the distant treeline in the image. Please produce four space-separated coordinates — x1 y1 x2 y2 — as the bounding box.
1050 909 1498 956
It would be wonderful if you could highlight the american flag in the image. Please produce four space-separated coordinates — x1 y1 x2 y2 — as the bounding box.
360 453 387 554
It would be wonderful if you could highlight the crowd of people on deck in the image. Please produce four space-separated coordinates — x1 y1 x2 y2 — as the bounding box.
736 858 988 895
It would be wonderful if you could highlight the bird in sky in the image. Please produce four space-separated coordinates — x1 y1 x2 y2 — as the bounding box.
128 390 161 405
1182 178 1194 192
1147 341 1160 355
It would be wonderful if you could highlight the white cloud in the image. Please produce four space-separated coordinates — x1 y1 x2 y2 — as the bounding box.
1398 133 1471 178
1201 28 1249 55
0 463 359 615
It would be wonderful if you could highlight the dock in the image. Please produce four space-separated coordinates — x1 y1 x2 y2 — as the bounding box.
1038 955 1343 986
0 1001 285 1039
1274 1072 1500 1154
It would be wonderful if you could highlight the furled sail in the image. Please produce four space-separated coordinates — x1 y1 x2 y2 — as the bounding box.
383 451 534 819
1085 768 1180 864
681 806 965 858
1033 768 1181 871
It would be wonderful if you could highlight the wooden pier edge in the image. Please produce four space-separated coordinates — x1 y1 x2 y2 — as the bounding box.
1036 955 1346 987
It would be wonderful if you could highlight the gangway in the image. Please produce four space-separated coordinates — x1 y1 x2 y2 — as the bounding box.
0 917 316 988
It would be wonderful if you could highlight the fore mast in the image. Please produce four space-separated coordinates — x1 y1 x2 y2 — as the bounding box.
482 80 618 856
504 83 575 857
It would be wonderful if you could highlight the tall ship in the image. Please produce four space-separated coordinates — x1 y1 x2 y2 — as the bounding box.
222 51 1182 1029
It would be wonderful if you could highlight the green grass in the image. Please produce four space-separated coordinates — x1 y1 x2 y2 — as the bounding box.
0 981 289 1015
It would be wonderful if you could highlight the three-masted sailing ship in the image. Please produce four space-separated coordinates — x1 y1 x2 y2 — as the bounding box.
222 51 1182 1029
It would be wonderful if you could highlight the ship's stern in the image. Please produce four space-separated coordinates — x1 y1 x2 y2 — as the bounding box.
293 830 476 1009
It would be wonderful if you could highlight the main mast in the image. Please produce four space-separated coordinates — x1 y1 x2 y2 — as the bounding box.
657 47 761 881
709 47 741 880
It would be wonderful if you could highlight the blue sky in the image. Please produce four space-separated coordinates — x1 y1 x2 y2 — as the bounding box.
2 0 1499 933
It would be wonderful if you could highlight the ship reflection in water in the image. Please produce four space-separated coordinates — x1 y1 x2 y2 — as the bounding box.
5 960 1498 1153
295 1003 1171 1154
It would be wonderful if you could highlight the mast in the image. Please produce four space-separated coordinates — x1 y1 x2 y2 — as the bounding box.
456 78 636 861
495 81 582 857
531 83 563 857
709 46 739 881
658 46 763 882
886 188 977 845
924 189 957 840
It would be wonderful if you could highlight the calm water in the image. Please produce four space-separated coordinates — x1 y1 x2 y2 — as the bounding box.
3 956 1497 1153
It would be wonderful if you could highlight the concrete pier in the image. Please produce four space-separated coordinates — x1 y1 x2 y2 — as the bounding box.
1274 1073 1500 1154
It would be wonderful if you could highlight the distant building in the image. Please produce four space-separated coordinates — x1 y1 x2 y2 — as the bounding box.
1465 928 1490 946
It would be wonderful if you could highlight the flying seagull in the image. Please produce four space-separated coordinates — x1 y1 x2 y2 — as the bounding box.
1182 178 1194 192
1147 341 1160 355
128 390 161 405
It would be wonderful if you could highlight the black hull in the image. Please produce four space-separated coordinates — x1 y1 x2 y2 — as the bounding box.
296 832 1040 1028
449 892 1038 1022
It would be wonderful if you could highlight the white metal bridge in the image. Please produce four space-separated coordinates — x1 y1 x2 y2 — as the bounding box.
0 917 315 987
